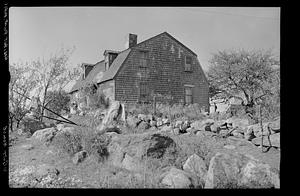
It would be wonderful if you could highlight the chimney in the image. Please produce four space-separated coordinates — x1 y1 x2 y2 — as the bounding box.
128 33 137 48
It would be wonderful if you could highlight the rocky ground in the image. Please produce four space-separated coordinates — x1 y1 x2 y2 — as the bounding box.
9 101 280 189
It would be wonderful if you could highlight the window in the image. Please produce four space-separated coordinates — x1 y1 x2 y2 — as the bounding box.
139 50 149 67
139 82 149 102
185 87 193 104
185 56 192 72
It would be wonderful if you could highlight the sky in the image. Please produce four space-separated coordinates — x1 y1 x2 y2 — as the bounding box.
9 7 280 73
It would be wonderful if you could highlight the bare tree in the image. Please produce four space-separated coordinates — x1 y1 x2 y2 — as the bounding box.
206 49 280 118
29 47 81 122
9 63 38 131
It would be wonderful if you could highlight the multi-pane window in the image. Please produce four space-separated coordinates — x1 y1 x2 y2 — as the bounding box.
185 87 193 104
139 50 149 68
185 56 192 72
139 82 149 102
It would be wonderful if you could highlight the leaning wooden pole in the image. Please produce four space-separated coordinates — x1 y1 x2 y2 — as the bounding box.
258 104 265 153
12 89 78 126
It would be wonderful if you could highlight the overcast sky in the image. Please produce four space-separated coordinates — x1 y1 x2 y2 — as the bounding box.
9 7 280 72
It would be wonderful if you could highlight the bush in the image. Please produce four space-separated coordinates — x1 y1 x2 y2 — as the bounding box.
51 128 83 157
81 130 111 163
45 90 71 118
87 92 110 110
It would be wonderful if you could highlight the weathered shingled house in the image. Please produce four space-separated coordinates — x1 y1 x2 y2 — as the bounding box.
69 32 209 111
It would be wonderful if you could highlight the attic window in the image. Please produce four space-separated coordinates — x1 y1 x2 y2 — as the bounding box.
139 50 149 68
185 56 192 72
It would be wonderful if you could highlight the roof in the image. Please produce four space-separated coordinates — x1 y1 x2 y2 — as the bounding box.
69 32 199 94
136 32 197 56
69 49 131 93
69 60 105 93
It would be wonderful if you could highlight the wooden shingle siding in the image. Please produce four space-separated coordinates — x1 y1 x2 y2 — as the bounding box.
114 33 209 111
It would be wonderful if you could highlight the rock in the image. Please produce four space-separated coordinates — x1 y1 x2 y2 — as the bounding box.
183 154 207 183
190 120 213 131
232 130 244 139
172 128 180 135
204 124 212 132
31 127 57 143
227 118 249 129
186 127 197 134
160 125 173 133
56 124 65 132
162 118 169 125
244 127 256 141
248 123 270 137
146 114 153 122
21 144 34 150
240 159 280 188
161 167 193 188
180 121 190 132
98 101 122 131
107 142 124 167
196 131 217 138
204 152 279 188
157 118 163 127
138 114 147 121
175 120 183 128
127 115 140 128
268 118 280 134
251 133 280 148
210 124 219 133
223 145 236 150
219 129 229 136
72 150 88 164
35 164 60 178
60 126 76 134
103 125 122 134
137 121 150 131
149 120 157 127
121 153 142 171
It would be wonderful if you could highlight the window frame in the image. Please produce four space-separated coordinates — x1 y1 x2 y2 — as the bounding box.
139 50 150 68
184 86 193 104
139 82 150 102
184 55 192 72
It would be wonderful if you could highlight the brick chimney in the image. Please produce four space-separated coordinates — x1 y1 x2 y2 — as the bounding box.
128 33 137 48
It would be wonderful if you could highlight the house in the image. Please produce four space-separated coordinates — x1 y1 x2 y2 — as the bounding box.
69 32 209 111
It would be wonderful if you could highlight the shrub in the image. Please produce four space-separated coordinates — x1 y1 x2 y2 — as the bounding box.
51 128 83 157
87 92 110 110
81 129 111 163
44 90 71 118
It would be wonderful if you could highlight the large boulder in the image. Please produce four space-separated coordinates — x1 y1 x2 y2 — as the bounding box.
137 121 150 132
31 127 57 143
121 153 142 171
190 119 214 131
72 150 88 165
183 154 207 185
107 132 179 171
248 123 270 137
251 133 280 148
161 167 194 188
126 115 141 129
21 117 49 135
204 152 280 188
227 118 249 129
97 101 122 131
244 127 256 141
268 118 280 134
